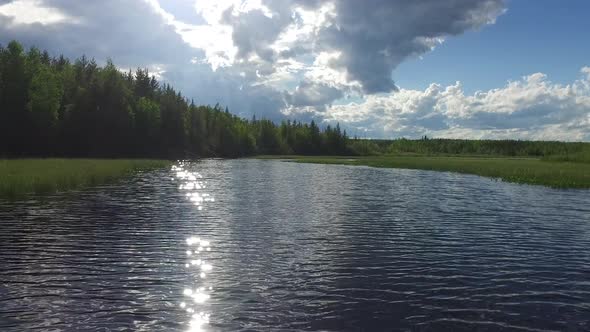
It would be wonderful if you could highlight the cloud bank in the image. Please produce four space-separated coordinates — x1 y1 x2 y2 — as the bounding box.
0 0 588 140
325 69 590 141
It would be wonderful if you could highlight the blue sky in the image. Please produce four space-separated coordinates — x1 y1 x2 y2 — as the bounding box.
0 0 588 140
396 0 590 93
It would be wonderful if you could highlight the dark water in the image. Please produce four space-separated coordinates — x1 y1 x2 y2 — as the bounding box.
1 160 590 331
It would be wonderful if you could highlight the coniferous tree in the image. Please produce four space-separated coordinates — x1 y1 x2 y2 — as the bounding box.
0 40 352 158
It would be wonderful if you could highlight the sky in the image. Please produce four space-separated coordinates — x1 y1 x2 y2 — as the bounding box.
0 0 589 141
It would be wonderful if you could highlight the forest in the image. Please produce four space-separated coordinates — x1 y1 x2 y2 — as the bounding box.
1 40 588 160
0 40 347 159
348 137 590 162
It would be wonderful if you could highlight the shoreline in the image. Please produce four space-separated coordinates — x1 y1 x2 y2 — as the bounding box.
0 159 171 200
257 155 590 189
2 156 587 201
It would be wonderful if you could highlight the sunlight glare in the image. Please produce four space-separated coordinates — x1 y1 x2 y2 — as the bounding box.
183 234 214 331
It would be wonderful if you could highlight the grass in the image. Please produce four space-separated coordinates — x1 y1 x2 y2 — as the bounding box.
0 159 171 200
541 151 590 164
259 155 590 189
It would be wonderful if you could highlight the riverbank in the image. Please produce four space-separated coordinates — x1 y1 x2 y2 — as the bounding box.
0 159 171 199
259 155 590 189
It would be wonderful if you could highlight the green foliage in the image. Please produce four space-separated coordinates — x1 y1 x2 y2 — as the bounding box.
135 97 161 154
291 155 590 189
1 40 587 163
541 148 590 164
348 139 382 156
28 65 63 128
0 41 29 155
0 159 170 199
0 40 349 159
385 137 589 159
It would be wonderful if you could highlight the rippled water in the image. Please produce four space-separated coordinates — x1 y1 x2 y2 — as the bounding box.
1 159 590 331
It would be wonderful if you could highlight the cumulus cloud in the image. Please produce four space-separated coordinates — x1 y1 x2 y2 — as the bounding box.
1 0 587 141
178 0 505 108
163 0 507 107
0 0 196 65
0 0 286 117
283 80 343 110
230 0 506 94
314 1 505 94
0 0 74 25
324 68 590 141
0 0 506 111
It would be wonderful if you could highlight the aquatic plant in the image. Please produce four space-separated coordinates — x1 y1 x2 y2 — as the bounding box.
0 159 170 199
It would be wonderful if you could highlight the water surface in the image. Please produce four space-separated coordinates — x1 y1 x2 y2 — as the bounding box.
1 159 590 331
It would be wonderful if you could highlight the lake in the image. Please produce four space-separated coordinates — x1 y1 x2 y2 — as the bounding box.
1 159 589 331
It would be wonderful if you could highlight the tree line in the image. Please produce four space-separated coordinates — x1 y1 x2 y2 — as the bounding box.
2 40 587 160
347 136 590 161
0 40 349 158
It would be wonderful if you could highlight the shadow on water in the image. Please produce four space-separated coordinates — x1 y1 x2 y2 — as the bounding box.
1 159 590 331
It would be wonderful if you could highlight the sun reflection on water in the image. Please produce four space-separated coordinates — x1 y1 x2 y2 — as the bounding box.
183 236 214 331
172 164 216 331
172 164 214 211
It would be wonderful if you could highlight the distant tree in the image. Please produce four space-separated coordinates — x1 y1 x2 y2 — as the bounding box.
0 41 28 155
0 40 358 159
27 64 63 154
135 97 161 156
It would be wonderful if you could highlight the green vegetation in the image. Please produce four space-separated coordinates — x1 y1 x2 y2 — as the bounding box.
1 39 588 161
0 159 170 199
1 40 588 192
330 137 590 188
349 137 590 160
541 150 590 164
0 40 347 159
269 155 590 189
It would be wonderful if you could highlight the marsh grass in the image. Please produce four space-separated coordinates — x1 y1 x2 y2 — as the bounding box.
262 155 590 189
541 150 590 164
0 159 170 199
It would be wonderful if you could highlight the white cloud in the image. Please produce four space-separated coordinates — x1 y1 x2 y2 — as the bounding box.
142 0 236 70
4 0 587 141
0 0 78 25
323 68 590 141
150 0 506 103
268 0 506 94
